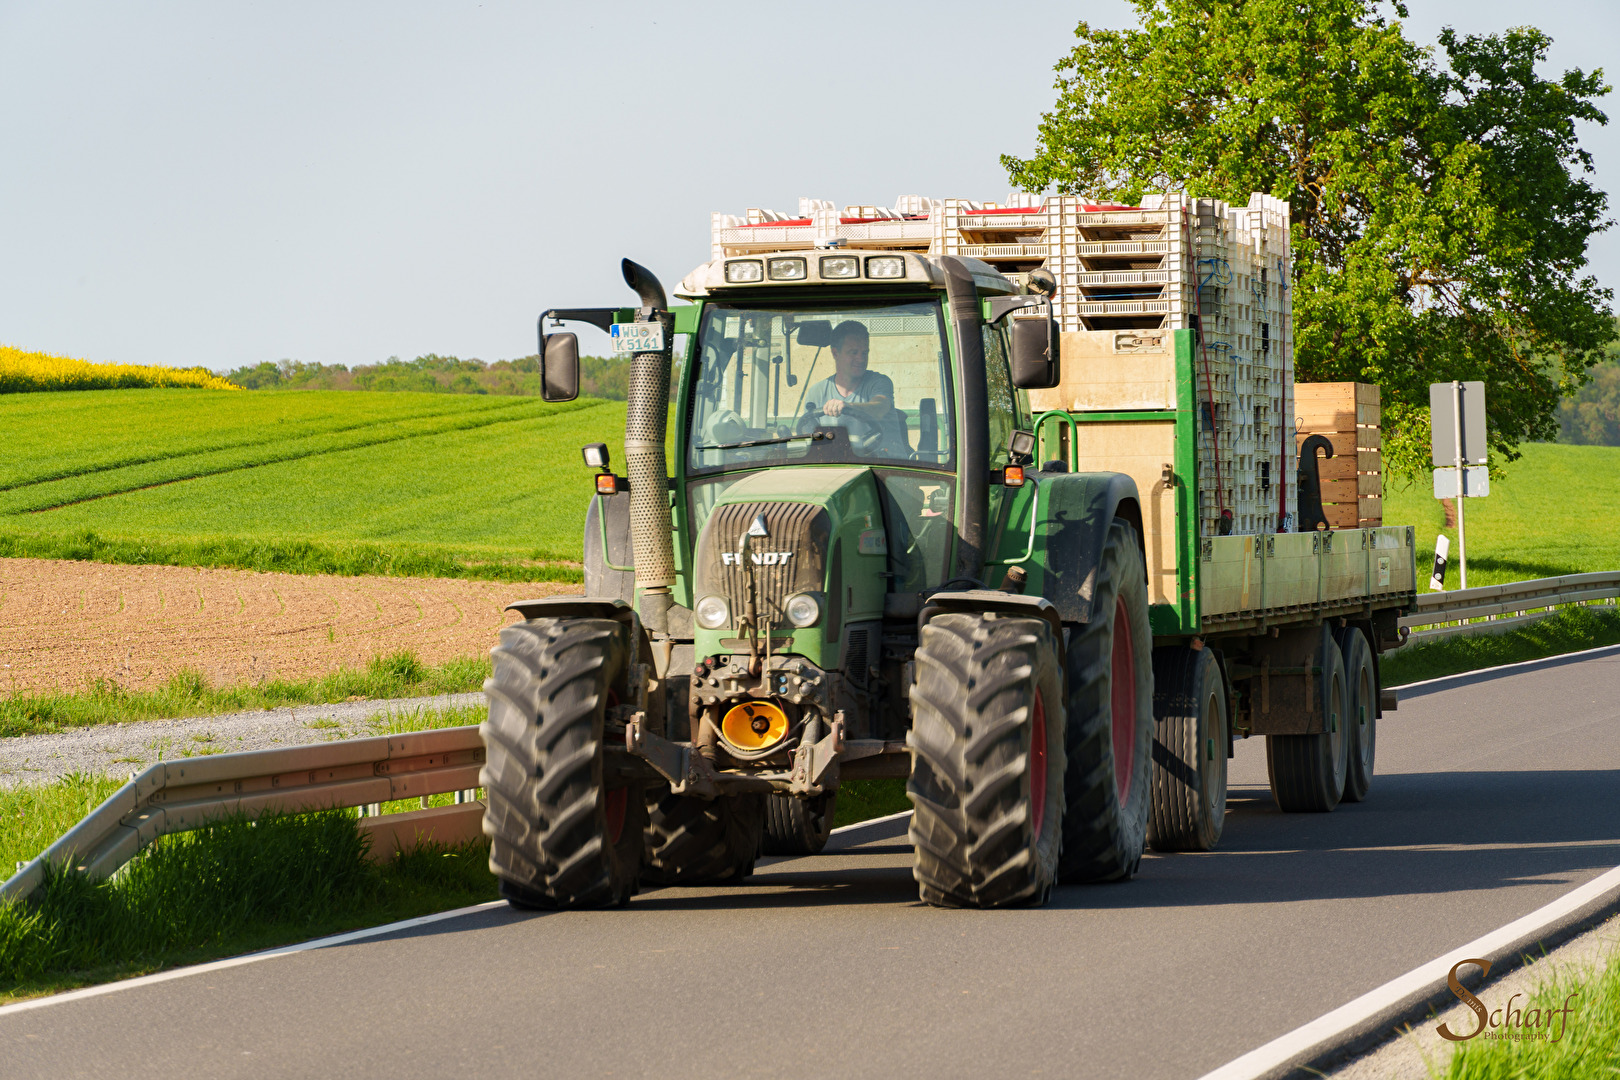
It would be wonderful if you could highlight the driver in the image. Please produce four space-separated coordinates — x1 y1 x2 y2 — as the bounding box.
799 321 909 456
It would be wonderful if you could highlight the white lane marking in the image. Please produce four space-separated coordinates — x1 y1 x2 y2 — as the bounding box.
0 900 508 1019
0 811 919 1018
1194 861 1620 1080
829 809 912 835
1391 641 1620 692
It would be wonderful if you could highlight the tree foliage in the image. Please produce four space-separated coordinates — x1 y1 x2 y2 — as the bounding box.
1004 0 1615 476
1558 325 1620 445
220 353 631 399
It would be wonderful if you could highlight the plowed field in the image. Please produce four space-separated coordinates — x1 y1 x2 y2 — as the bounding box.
0 558 571 695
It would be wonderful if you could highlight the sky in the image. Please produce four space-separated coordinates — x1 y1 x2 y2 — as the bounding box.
1 0 1616 372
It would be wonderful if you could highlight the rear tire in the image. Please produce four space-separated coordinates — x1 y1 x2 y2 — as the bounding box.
1338 628 1376 803
642 791 764 885
1147 646 1228 852
1266 625 1348 812
1057 519 1155 883
480 618 645 909
762 792 836 855
907 613 1065 908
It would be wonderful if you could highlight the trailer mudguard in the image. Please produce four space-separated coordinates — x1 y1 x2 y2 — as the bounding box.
1022 469 1144 625
582 492 636 605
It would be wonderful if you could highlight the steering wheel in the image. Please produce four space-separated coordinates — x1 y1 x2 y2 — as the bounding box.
799 404 882 452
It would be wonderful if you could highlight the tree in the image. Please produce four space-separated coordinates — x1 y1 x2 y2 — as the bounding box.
1004 0 1615 477
1558 323 1620 444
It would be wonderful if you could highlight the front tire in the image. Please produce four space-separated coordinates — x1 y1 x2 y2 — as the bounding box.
907 613 1066 908
1058 519 1155 882
480 618 645 909
1147 645 1228 852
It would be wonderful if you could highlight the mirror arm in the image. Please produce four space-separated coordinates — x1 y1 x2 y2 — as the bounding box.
541 307 620 334
987 296 1048 324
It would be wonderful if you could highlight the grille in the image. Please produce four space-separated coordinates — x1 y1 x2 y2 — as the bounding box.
693 501 829 626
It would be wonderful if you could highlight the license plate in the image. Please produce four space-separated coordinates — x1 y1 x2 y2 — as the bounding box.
610 323 664 354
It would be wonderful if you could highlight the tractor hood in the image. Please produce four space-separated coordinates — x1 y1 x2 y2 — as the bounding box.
690 467 888 669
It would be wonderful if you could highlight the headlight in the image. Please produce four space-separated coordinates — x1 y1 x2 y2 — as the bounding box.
767 257 807 281
725 260 764 283
865 256 906 279
819 255 859 279
784 593 820 628
695 595 730 629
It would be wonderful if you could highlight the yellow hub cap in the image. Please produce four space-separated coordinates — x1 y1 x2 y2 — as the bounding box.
720 700 789 753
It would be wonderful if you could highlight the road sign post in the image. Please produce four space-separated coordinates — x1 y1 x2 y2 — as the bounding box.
1430 381 1487 589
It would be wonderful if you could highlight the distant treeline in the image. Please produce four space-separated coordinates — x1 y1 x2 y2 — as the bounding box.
1557 330 1620 447
221 354 631 400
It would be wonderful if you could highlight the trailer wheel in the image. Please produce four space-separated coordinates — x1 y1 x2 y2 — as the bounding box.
642 791 764 885
480 617 645 909
1147 646 1228 852
1266 625 1349 812
762 792 836 856
907 613 1066 908
1056 519 1154 882
1338 627 1376 803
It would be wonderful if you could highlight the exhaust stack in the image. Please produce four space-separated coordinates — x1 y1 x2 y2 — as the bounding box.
621 259 677 632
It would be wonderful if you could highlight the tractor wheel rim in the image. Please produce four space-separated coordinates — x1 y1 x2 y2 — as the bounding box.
1111 596 1136 805
1030 689 1048 838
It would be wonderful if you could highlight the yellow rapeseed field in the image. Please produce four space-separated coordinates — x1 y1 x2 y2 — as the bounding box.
0 345 240 393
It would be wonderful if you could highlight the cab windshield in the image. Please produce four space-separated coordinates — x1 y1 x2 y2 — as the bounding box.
687 299 955 473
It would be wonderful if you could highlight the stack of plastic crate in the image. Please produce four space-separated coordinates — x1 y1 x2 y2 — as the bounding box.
710 196 937 260
1294 384 1382 527
707 190 1297 536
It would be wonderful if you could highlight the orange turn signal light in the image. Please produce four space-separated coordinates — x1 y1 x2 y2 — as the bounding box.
595 474 619 495
1003 465 1026 488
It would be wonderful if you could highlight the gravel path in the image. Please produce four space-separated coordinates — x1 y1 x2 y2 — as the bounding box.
0 693 485 788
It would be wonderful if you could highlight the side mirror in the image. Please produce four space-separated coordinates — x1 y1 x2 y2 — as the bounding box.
795 320 832 348
1008 310 1059 389
541 332 580 402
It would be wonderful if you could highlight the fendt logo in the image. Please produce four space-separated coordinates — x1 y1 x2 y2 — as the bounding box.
721 550 795 566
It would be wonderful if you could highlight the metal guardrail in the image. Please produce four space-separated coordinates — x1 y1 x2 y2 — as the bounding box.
1397 571 1620 647
2 726 485 905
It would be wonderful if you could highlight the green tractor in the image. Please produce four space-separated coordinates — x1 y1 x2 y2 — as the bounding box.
480 252 1154 909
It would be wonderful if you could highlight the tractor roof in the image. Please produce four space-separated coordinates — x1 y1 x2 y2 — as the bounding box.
675 250 1019 300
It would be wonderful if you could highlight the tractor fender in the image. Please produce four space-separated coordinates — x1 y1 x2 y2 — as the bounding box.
583 492 636 605
504 597 636 625
1025 470 1144 625
918 592 1065 666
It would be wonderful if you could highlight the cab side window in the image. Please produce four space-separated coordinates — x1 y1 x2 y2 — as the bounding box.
982 325 1016 464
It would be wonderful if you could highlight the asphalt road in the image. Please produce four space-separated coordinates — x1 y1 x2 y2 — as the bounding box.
5 647 1620 1080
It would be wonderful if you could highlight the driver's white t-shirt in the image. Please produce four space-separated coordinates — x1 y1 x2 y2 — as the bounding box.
802 371 909 456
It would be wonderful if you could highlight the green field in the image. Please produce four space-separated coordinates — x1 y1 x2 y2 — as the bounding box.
3 391 1615 591
0 388 629 576
1384 443 1620 589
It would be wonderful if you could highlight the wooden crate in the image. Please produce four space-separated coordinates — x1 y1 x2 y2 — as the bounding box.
1296 382 1382 527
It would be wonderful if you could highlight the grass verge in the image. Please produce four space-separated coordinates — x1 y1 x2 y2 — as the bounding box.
0 529 582 584
0 808 496 1002
0 650 491 738
832 779 911 829
1384 604 1620 686
1434 949 1619 1077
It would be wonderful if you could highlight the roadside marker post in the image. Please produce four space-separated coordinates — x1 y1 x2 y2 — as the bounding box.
1430 381 1486 589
